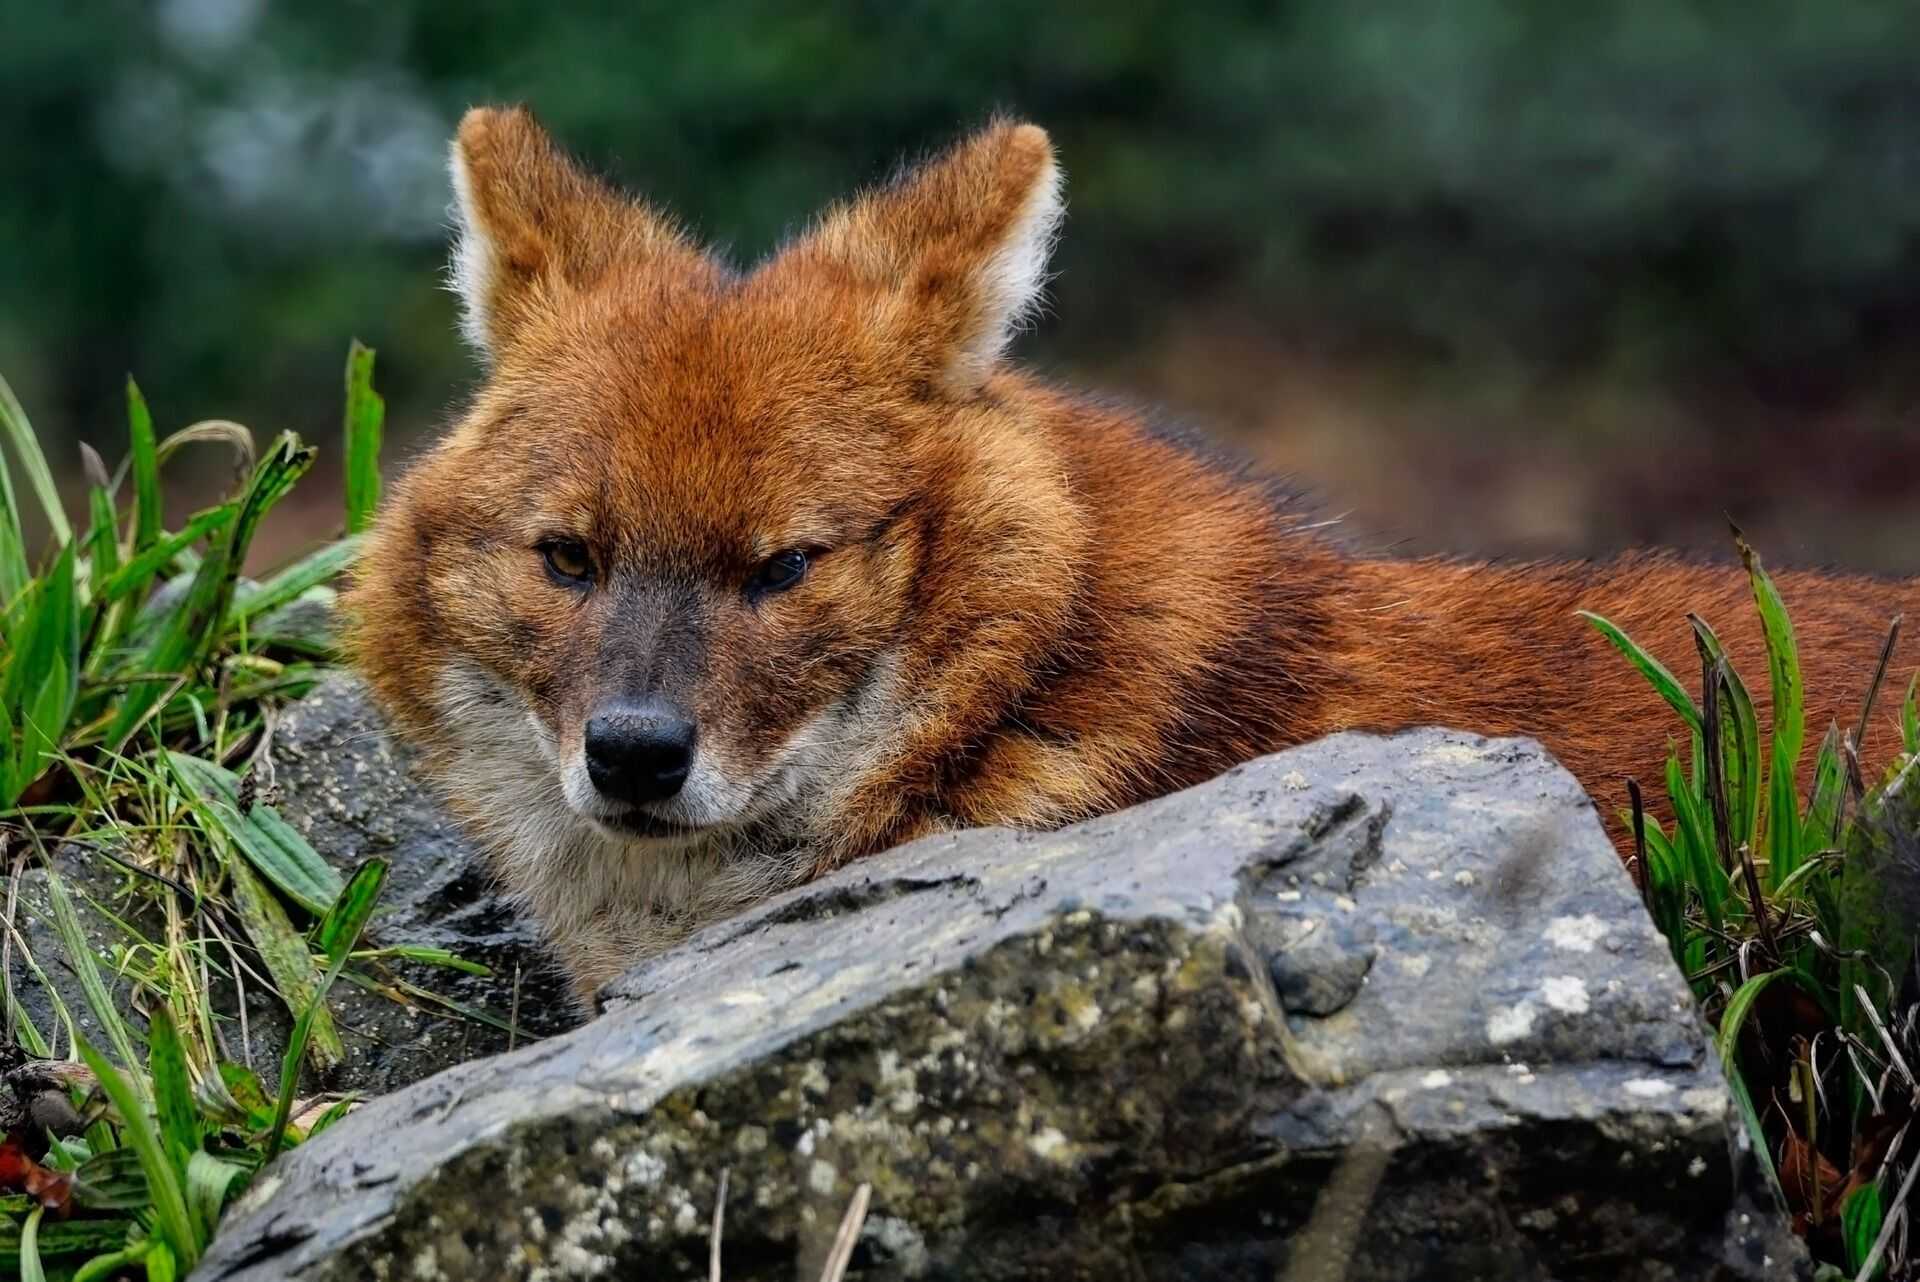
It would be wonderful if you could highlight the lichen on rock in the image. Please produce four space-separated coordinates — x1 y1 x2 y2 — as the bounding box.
197 722 1804 1281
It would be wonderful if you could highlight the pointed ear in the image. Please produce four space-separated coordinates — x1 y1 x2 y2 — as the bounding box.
448 106 704 360
798 120 1063 394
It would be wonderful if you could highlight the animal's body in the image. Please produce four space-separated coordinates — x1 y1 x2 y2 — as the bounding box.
347 109 1920 1004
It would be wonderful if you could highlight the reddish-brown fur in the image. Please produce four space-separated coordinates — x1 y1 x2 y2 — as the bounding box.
347 108 1920 1000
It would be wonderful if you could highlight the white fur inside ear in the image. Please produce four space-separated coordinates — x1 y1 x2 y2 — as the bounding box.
951 154 1064 389
447 141 498 359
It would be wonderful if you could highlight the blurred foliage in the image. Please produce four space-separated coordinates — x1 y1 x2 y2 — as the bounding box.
5 1 1920 475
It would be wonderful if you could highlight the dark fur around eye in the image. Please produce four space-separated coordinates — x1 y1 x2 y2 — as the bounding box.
538 538 594 587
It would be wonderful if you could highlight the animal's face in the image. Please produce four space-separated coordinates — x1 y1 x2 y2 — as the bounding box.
349 108 1063 851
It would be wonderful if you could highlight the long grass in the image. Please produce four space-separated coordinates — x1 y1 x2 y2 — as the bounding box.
1586 532 1919 1280
0 346 480 1279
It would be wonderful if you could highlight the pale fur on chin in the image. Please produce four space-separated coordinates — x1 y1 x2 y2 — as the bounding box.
422 658 902 1008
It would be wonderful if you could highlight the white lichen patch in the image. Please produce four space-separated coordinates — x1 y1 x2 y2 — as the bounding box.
1623 1077 1675 1098
808 1159 839 1194
1029 1126 1070 1160
1453 870 1476 888
1541 975 1590 1015
1688 1156 1709 1178
622 1149 666 1187
1280 769 1310 790
1421 1069 1454 1089
1420 741 1490 766
1488 1001 1537 1045
864 1214 930 1272
1394 953 1432 978
1543 914 1608 952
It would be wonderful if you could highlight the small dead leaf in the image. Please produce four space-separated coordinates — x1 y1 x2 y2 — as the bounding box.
1777 1130 1845 1224
0 1131 75 1215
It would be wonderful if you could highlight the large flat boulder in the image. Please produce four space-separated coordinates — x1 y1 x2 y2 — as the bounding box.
196 728 1802 1281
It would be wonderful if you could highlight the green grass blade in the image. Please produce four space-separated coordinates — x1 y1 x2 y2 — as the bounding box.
146 1005 201 1176
343 340 384 535
146 1234 180 1282
1842 1180 1883 1277
1903 674 1917 756
211 1062 274 1130
1735 533 1806 888
0 385 26 605
71 1240 152 1282
3 540 78 719
0 370 73 546
107 432 315 747
1714 968 1788 1067
1638 822 1689 953
186 1150 247 1242
71 1147 150 1211
0 1217 137 1262
0 695 13 812
75 1036 200 1271
95 506 234 605
1666 751 1727 935
1724 1065 1780 1198
126 376 162 554
42 860 147 1084
1692 617 1762 852
316 856 388 966
229 533 363 625
353 944 491 976
267 858 388 1157
19 1204 46 1282
1802 722 1845 852
16 650 70 805
83 465 120 591
302 1097 359 1140
168 750 344 914
1581 610 1703 735
226 855 343 1069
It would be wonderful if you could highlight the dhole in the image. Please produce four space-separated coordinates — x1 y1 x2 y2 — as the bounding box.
348 108 1920 1004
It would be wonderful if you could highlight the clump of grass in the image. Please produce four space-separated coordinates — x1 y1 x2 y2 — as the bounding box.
0 345 449 1278
1586 532 1919 1280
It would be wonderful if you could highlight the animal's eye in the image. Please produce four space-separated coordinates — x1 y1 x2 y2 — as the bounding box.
538 539 594 586
748 549 809 597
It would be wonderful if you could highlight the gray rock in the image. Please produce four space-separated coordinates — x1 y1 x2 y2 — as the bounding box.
196 729 1804 1281
5 675 569 1095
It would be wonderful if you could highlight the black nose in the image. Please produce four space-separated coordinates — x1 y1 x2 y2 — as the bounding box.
583 699 696 805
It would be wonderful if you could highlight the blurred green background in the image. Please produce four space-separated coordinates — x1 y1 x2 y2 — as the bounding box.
4 1 1917 571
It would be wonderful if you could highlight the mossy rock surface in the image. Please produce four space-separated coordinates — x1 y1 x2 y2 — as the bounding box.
196 726 1803 1281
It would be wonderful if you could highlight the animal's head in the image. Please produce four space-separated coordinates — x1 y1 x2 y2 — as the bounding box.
348 107 1082 856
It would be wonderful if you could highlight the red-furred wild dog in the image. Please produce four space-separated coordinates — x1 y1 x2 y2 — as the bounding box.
347 108 1920 1005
